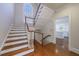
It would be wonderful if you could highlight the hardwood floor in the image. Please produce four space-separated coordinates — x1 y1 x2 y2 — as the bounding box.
26 40 79 56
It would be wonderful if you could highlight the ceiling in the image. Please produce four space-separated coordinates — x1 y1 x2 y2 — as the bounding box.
43 3 66 10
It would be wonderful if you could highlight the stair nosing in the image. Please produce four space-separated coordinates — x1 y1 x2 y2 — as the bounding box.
6 38 27 43
2 42 28 50
7 36 27 40
7 35 27 38
0 44 28 55
8 33 27 36
14 49 34 56
4 40 28 46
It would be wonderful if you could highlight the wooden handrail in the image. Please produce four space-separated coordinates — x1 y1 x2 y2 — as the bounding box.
25 3 50 47
42 35 51 40
34 31 43 46
33 3 41 26
25 16 35 19
34 31 43 34
25 16 51 47
34 31 51 47
25 16 29 31
25 3 41 26
42 35 51 46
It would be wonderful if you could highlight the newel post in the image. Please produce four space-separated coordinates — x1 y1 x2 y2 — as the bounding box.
27 27 35 48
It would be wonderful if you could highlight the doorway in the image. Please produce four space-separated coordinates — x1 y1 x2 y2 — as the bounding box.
55 16 69 53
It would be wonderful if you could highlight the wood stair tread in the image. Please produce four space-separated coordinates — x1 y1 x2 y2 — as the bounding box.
7 36 27 41
2 42 28 50
1 47 29 56
9 32 27 34
4 40 28 46
7 35 27 38
10 29 25 31
6 38 27 43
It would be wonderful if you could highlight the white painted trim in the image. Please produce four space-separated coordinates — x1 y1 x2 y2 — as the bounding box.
5 40 28 46
8 33 27 36
7 36 27 41
68 15 72 51
53 16 70 47
0 25 12 52
0 44 28 55
53 17 56 44
35 39 42 44
52 40 56 44
14 49 34 56
11 29 25 30
10 31 26 33
35 40 42 44
70 48 79 54
11 28 25 30
12 27 25 29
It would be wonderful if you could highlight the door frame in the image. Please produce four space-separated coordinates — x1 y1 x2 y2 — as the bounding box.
53 16 71 50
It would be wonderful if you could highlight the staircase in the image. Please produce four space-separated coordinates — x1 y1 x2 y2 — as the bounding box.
0 27 34 56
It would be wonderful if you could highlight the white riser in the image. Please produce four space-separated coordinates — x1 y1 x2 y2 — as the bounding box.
8 33 27 36
14 49 34 56
7 36 27 41
5 40 28 46
11 28 25 30
10 31 26 33
0 45 28 55
11 29 25 30
12 27 25 28
11 29 25 31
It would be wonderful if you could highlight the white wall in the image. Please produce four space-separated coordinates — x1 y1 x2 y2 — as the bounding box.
35 4 54 44
41 20 54 44
14 3 25 27
32 3 39 18
52 4 79 54
0 3 14 49
35 4 54 29
35 4 79 54
35 33 42 44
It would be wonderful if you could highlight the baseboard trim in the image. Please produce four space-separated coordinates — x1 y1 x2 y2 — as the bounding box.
35 40 42 45
0 25 12 52
70 48 79 54
52 41 56 44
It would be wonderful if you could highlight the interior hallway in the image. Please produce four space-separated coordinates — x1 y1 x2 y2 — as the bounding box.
0 3 79 56
26 40 79 56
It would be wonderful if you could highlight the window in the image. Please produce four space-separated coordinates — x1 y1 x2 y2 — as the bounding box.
24 3 32 17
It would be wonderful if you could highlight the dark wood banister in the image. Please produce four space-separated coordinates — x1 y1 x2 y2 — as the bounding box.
34 31 51 47
33 3 41 26
24 4 42 48
34 31 43 46
42 35 51 46
25 17 51 47
42 35 51 40
25 16 35 19
25 16 29 31
25 3 41 26
25 3 51 47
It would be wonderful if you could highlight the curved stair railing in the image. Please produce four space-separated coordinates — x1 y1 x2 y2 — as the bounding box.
34 31 51 47
24 3 41 49
24 3 44 49
25 16 35 49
